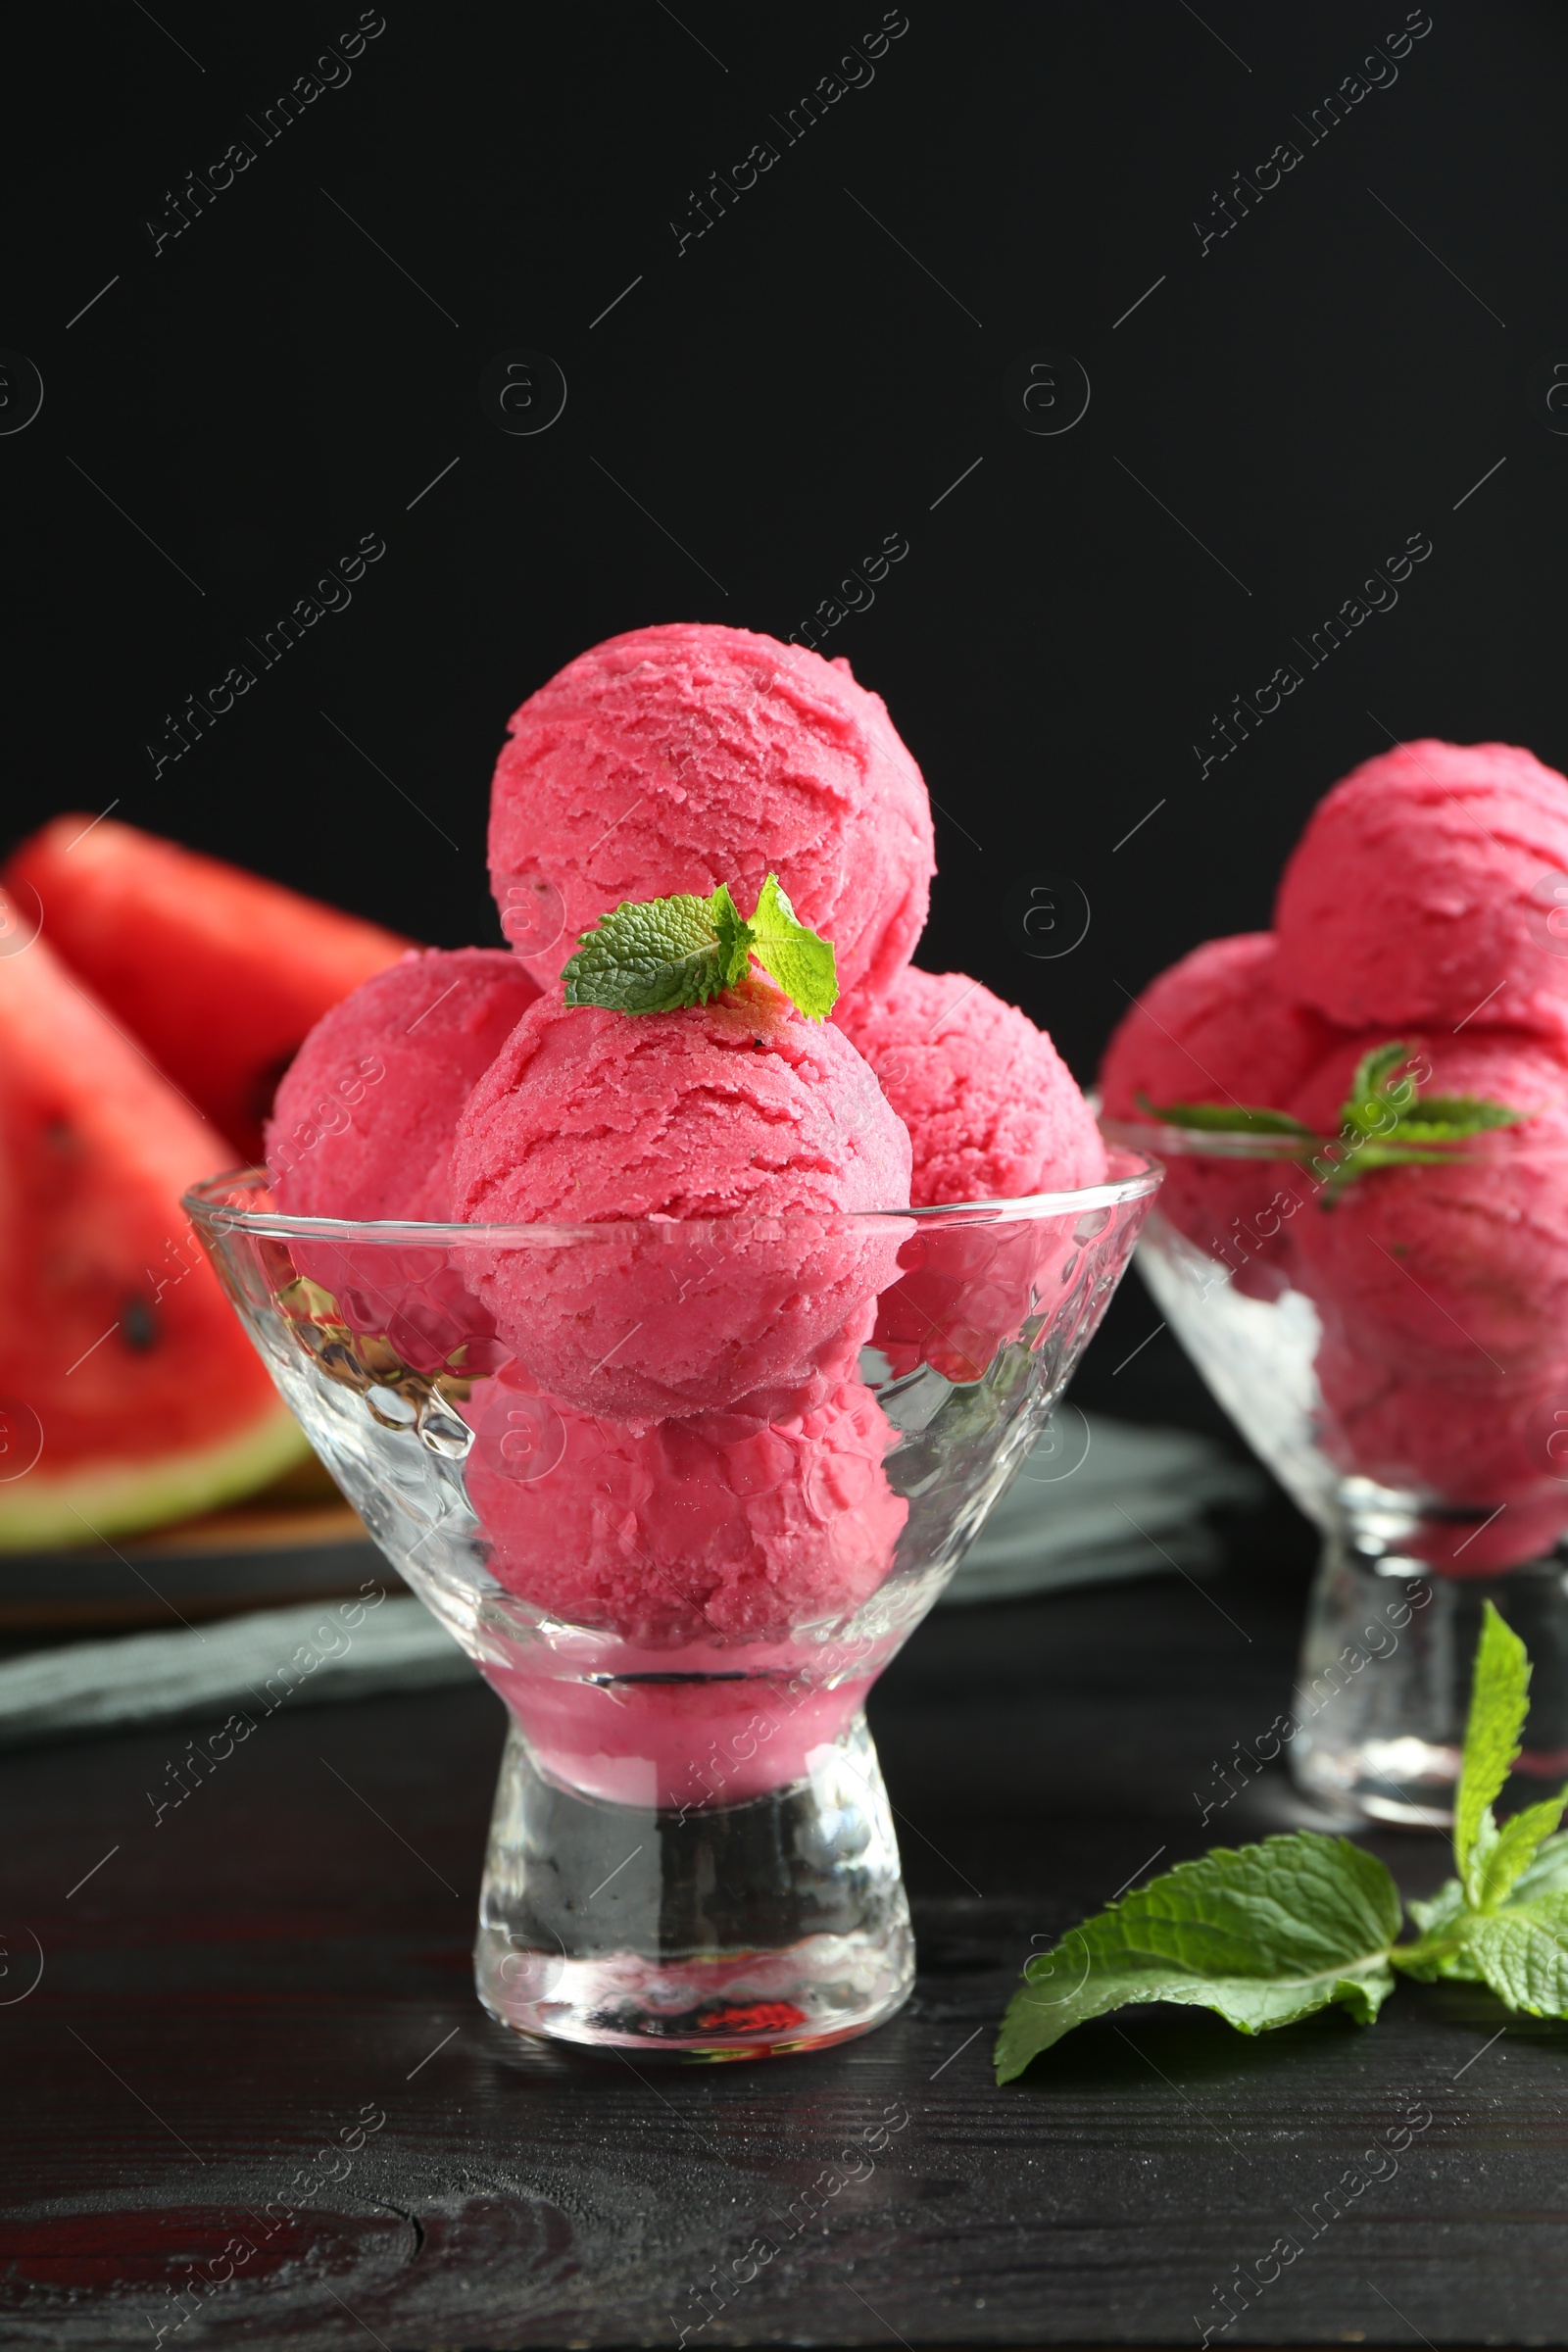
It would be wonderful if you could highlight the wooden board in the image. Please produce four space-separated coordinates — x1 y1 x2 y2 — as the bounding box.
0 1458 384 1630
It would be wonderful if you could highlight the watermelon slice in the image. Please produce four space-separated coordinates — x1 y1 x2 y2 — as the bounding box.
0 903 308 1548
4 816 410 1164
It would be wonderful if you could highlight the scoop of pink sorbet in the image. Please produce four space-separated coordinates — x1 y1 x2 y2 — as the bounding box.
450 977 912 1418
267 948 540 1220
1098 934 1342 1296
1314 1335 1568 1575
1287 1029 1568 1380
1274 740 1568 1036
487 622 934 996
838 965 1105 1206
1101 933 1340 1124
466 1369 906 1643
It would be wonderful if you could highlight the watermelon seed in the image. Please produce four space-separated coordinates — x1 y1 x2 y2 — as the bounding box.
120 1297 159 1350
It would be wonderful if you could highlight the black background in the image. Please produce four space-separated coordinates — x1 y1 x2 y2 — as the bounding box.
5 0 1564 1088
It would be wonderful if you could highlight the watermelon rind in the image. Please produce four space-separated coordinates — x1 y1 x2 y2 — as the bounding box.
0 1400 310 1552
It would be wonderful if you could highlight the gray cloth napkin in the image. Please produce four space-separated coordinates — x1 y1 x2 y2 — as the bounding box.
0 1594 470 1749
0 1416 1261 1745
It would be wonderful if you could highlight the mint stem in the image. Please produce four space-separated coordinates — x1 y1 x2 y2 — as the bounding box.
1135 1042 1521 1192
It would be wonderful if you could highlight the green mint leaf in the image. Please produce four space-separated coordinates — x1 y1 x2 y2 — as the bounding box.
994 1832 1399 2083
1133 1090 1313 1138
1322 1133 1517 1193
1128 1046 1521 1190
1401 1798 1568 1992
1326 1046 1523 1190
1393 1881 1484 1982
1395 1612 1567 1984
560 877 835 1018
1456 1600 1531 1908
1509 1829 1568 1902
1342 1042 1418 1138
1390 1131 1494 1154
707 882 755 991
1395 1097 1522 1141
1128 1046 1518 1193
746 872 838 1020
1461 1892 1568 2016
563 891 742 1013
1405 1879 1466 1940
1476 1789 1568 1911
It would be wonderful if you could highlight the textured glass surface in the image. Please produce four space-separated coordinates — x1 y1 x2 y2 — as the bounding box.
188 1156 1157 2055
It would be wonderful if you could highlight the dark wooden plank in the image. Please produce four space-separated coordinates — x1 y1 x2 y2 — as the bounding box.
0 1548 1555 2347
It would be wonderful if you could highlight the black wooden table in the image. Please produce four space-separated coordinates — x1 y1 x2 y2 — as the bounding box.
1 1496 1556 2347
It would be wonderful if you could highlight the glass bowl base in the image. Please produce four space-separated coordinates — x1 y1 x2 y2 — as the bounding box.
1293 1737 1462 1830
1293 1735 1568 1831
477 1930 914 2059
1290 1536 1568 1827
475 1711 914 2058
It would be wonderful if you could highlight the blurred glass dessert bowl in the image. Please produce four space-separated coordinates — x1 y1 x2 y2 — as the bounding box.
187 1152 1159 2059
1102 1098 1568 1831
1096 737 1568 1830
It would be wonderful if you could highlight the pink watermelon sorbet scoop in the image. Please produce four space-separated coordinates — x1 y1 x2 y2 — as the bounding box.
1274 739 1568 1037
1098 933 1342 1294
466 1369 906 1645
450 976 912 1421
837 964 1105 1206
487 622 935 999
267 948 540 1221
1286 1028 1568 1383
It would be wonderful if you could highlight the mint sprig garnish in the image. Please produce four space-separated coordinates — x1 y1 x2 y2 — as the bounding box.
1328 1042 1521 1187
561 873 838 1020
562 884 750 1014
996 1598 1568 2084
1136 1040 1521 1192
993 1834 1398 2082
1393 1602 1568 2004
1456 1595 1537 1908
746 873 838 1020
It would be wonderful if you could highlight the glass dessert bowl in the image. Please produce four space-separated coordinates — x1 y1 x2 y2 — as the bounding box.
187 1152 1158 2060
1102 1111 1568 1829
